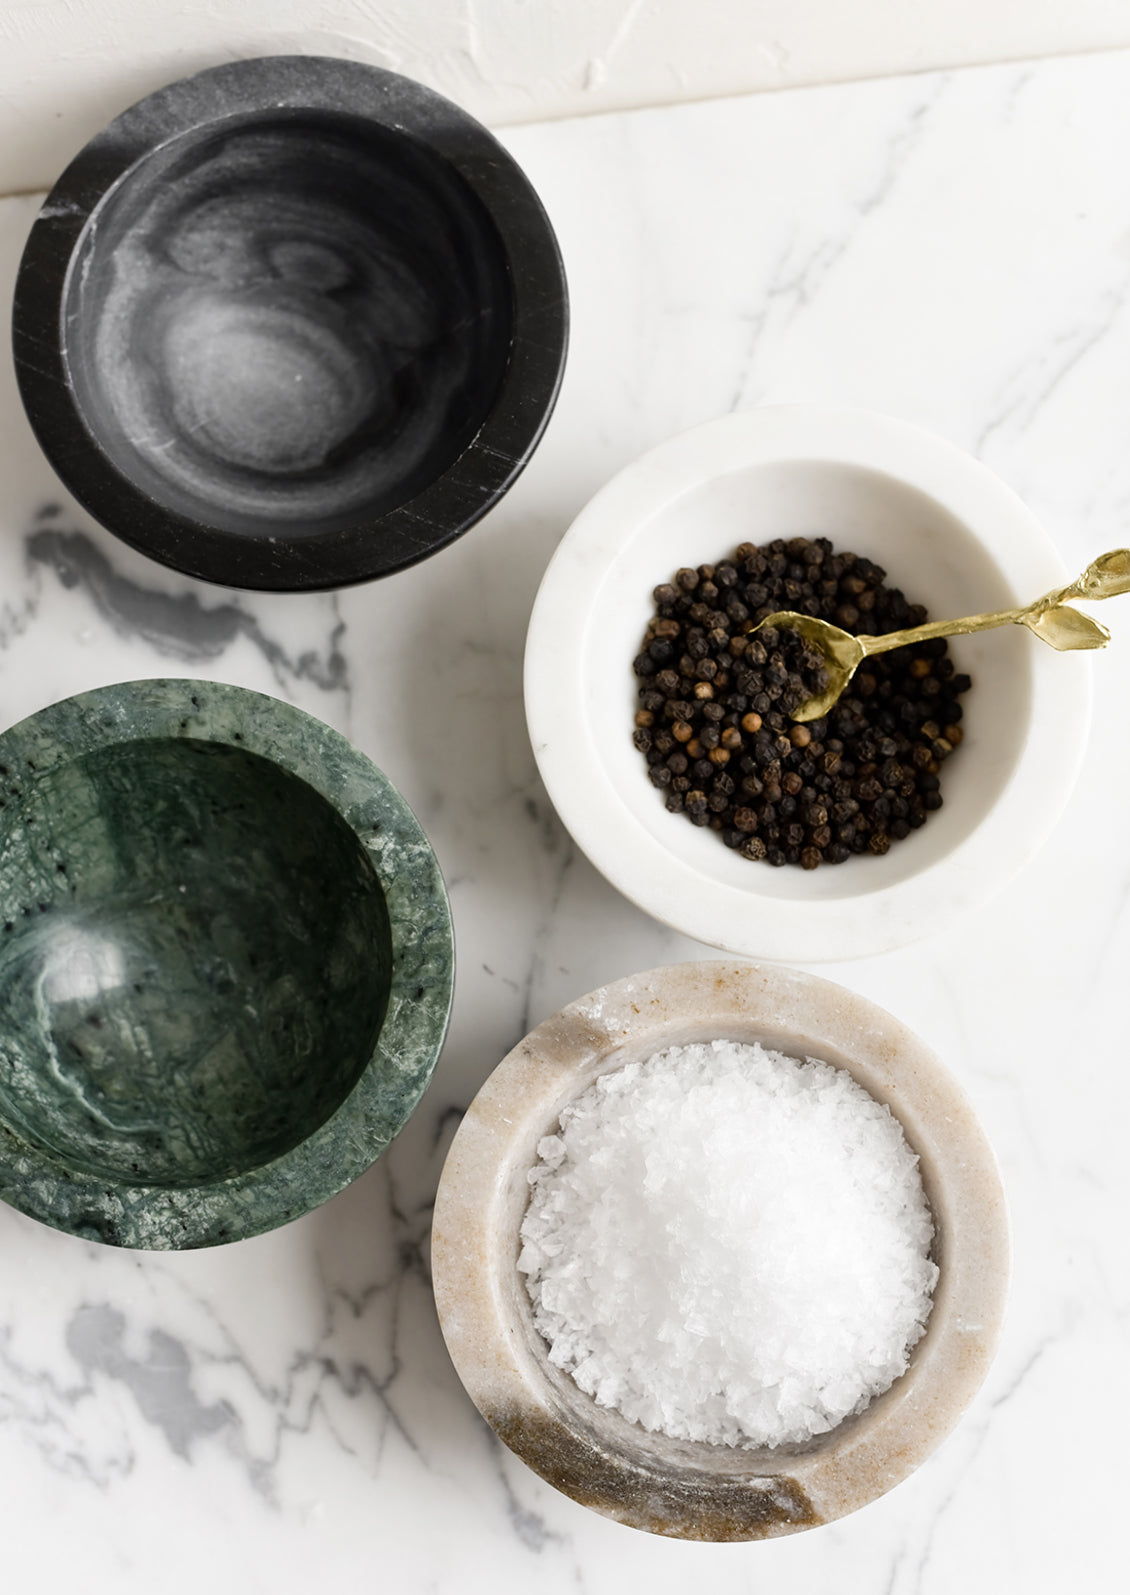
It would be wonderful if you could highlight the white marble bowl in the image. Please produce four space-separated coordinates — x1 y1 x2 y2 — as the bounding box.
431 961 1010 1541
524 407 1090 961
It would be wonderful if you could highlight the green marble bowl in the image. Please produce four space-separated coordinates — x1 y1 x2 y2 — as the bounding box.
0 679 453 1249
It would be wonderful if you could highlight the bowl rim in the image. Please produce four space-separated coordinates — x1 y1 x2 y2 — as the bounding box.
524 405 1091 962
431 959 1011 1541
0 677 454 1249
11 54 569 593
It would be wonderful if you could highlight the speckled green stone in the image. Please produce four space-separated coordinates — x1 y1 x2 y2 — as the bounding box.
0 679 454 1249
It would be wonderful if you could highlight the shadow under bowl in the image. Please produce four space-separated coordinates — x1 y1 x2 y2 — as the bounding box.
0 679 454 1249
13 56 568 591
524 406 1091 961
432 961 1010 1541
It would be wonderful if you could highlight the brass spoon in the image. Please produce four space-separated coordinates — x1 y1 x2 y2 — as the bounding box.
753 548 1130 723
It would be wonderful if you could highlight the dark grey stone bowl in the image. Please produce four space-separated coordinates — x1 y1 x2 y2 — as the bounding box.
13 56 568 591
0 679 454 1249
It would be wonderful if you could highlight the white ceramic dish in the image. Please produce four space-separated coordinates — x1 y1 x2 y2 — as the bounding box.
431 960 1010 1541
524 406 1091 961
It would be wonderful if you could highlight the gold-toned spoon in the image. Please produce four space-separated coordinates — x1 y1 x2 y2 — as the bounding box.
753 548 1130 723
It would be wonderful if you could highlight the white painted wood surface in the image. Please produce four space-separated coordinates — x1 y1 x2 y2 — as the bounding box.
3 0 1130 191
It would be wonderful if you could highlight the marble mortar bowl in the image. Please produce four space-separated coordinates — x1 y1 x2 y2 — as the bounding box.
524 406 1091 962
0 679 453 1249
431 961 1009 1542
12 55 568 592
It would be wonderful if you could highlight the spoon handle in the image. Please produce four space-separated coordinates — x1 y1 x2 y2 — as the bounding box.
857 603 1036 657
857 547 1130 660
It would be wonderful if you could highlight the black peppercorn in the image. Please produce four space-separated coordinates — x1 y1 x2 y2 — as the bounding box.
633 536 971 868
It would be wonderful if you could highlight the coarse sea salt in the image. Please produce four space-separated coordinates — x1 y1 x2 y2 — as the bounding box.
518 1039 939 1449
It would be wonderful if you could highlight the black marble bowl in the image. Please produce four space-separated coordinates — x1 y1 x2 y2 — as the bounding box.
0 679 454 1249
12 57 568 591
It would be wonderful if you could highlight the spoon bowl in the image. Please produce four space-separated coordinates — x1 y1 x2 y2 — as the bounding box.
760 547 1130 722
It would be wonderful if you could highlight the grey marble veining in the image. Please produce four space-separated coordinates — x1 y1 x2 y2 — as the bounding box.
75 115 511 532
27 522 350 688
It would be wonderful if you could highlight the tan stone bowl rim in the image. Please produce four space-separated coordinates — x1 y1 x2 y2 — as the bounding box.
431 960 1010 1541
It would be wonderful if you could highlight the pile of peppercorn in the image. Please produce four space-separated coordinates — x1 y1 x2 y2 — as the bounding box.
631 537 971 869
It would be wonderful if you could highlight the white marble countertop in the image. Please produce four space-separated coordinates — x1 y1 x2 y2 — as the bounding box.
0 43 1127 1593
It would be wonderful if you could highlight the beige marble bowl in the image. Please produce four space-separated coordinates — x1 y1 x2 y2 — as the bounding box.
431 961 1009 1541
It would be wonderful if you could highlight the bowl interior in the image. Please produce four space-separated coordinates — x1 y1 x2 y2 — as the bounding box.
497 1012 946 1478
63 109 513 536
0 735 393 1187
586 458 1031 902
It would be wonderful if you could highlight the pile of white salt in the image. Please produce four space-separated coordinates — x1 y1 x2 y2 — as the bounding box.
518 1039 939 1449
